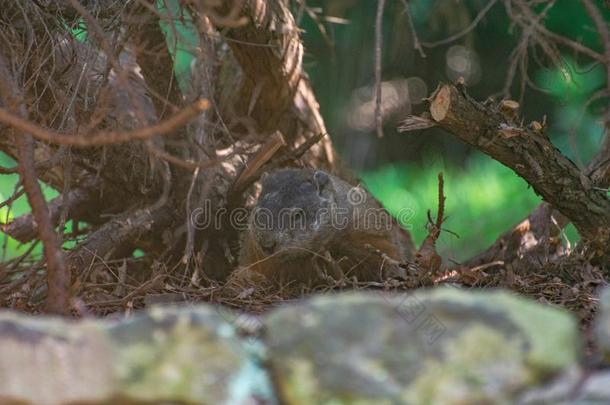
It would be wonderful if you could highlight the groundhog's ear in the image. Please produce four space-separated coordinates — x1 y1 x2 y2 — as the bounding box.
313 170 330 194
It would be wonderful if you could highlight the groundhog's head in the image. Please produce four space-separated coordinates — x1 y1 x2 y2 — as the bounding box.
249 168 337 258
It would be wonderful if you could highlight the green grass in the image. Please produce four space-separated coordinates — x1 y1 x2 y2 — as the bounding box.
360 155 565 262
0 153 59 260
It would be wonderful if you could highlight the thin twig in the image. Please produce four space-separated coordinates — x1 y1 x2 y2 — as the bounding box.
399 0 426 57
0 99 209 147
436 172 445 233
231 132 327 197
183 166 201 265
233 132 286 192
145 141 218 171
0 187 25 210
423 0 499 47
374 0 386 138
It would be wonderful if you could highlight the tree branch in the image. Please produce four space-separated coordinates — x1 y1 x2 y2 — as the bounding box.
214 0 303 134
374 0 386 138
201 0 337 169
0 100 208 147
68 206 174 276
0 54 70 314
403 83 610 246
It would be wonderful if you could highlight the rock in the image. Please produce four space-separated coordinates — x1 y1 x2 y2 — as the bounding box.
264 287 580 405
517 368 582 404
0 288 583 404
520 370 610 405
0 312 114 405
594 287 610 363
570 370 610 404
0 305 274 404
109 305 273 404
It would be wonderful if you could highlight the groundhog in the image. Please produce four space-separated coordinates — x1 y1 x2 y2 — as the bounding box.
237 168 415 284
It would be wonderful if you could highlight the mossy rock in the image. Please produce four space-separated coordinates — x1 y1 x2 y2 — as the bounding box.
264 287 580 405
0 305 273 404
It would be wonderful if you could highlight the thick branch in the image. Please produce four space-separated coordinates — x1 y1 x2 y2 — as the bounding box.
467 131 610 266
68 206 174 275
212 0 337 169
410 84 610 243
216 0 303 134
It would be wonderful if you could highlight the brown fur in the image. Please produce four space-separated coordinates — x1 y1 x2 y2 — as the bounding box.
236 169 416 284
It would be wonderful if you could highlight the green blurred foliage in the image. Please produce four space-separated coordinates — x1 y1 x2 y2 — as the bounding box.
0 152 60 260
299 0 604 259
157 0 198 92
535 57 605 164
363 158 552 261
543 0 610 50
